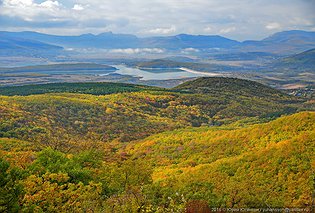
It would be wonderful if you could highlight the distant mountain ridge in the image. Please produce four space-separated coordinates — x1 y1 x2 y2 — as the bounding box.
1 30 315 54
241 30 315 54
141 34 240 49
263 30 315 43
0 31 240 49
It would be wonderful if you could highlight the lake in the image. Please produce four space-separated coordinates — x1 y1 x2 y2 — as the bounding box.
105 65 206 80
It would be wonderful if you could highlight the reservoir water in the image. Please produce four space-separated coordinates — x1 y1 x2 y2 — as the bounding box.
107 65 208 80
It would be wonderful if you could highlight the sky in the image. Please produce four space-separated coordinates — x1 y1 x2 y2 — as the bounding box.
0 0 315 40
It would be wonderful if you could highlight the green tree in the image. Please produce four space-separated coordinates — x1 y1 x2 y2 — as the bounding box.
0 158 24 213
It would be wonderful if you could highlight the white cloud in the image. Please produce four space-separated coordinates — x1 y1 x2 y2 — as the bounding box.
181 48 200 54
289 17 313 27
265 22 281 30
110 48 164 54
147 26 176 34
72 4 84 11
5 0 33 6
219 27 236 34
0 0 314 40
1 0 63 20
204 26 213 33
40 0 60 9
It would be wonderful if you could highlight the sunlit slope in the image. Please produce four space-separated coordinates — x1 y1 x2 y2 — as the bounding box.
127 112 315 207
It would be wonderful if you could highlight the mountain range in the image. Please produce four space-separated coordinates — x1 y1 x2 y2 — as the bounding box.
1 30 315 54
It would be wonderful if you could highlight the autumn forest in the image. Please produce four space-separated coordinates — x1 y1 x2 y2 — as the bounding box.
0 77 314 212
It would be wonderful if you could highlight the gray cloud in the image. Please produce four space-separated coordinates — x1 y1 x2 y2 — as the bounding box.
0 0 314 40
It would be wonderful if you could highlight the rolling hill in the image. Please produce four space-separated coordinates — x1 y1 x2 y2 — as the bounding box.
124 111 315 208
0 78 313 212
174 77 291 98
0 110 313 211
0 78 301 148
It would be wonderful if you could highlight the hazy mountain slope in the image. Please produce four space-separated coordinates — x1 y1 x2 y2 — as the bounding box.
212 51 278 61
1 30 315 54
241 30 315 54
0 37 62 50
141 34 240 49
273 48 315 71
263 30 315 43
0 34 63 56
0 31 240 49
0 31 139 49
126 112 315 207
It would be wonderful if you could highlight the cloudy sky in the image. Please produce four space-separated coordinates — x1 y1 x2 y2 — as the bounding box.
0 0 314 40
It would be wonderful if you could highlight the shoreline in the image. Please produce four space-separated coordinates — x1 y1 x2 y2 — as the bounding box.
179 67 221 76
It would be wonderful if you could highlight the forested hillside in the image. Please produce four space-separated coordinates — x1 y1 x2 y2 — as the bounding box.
126 112 315 208
0 112 314 212
0 78 301 151
0 78 314 212
0 82 159 96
